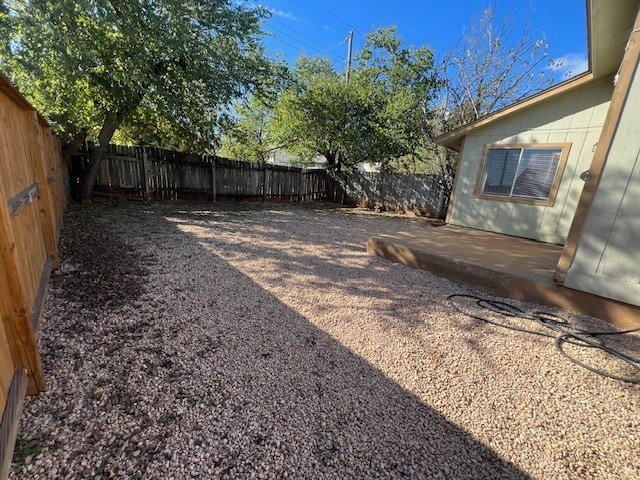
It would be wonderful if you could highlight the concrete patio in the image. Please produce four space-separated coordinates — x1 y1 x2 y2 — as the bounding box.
367 224 640 329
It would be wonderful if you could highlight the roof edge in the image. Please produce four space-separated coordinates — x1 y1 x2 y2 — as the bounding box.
434 71 595 151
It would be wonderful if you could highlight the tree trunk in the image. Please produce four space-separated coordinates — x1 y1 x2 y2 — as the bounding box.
61 128 88 166
76 111 122 203
325 152 336 168
326 151 343 171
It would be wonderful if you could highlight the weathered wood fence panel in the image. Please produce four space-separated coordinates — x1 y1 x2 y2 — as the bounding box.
325 170 448 218
0 74 67 478
72 145 326 202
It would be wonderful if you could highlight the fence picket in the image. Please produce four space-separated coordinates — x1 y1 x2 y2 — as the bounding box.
72 145 330 202
71 145 446 215
325 170 446 218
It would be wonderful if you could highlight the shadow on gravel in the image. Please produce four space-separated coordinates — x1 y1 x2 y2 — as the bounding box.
54 204 152 310
15 201 531 479
156 205 531 478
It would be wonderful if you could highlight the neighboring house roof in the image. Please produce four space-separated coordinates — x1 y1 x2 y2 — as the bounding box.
435 0 637 151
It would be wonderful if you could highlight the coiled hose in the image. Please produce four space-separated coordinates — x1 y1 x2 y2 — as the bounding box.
447 294 640 384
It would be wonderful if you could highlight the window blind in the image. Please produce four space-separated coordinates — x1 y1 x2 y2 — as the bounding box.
480 146 563 201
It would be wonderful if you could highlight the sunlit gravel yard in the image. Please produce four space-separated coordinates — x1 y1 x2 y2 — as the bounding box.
11 201 640 479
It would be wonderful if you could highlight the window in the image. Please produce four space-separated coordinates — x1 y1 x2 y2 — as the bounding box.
475 143 570 205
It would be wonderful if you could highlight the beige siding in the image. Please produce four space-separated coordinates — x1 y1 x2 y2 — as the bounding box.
449 77 613 244
565 63 640 306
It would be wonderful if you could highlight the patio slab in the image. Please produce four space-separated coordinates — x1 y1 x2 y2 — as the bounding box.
367 224 640 328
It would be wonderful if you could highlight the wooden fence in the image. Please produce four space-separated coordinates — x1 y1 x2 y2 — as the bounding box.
0 74 67 478
71 145 327 202
326 170 448 218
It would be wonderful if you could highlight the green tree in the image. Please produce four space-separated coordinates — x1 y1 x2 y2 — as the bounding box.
1 0 280 201
218 96 275 163
270 56 369 169
270 28 438 171
355 27 438 170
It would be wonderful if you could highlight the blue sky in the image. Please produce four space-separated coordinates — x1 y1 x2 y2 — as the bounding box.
256 0 589 83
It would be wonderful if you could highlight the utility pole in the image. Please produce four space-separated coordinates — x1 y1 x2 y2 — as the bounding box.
345 29 354 83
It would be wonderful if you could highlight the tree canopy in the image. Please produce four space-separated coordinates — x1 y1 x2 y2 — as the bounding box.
218 96 274 163
268 28 438 171
0 0 283 200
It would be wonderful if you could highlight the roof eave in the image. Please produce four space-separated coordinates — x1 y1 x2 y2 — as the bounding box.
434 71 595 151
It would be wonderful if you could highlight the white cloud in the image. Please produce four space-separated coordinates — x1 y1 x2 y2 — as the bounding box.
242 2 308 23
548 53 589 79
270 8 307 23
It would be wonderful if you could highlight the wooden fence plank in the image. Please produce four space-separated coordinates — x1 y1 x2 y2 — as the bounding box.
211 160 217 202
0 185 44 395
263 164 268 201
0 369 27 480
0 316 14 420
30 258 52 333
142 147 151 200
29 112 60 269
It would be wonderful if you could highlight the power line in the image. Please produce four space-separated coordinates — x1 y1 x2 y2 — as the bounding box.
267 35 346 67
267 17 352 64
316 38 349 58
309 0 357 31
269 16 335 53
268 36 310 56
266 25 344 63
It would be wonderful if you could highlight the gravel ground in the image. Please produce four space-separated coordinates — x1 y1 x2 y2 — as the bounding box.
10 200 640 479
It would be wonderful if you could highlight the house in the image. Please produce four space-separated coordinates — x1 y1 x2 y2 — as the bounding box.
267 148 327 169
434 0 640 309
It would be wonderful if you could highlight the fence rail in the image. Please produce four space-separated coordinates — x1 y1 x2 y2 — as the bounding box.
326 170 447 218
71 145 326 202
0 73 67 478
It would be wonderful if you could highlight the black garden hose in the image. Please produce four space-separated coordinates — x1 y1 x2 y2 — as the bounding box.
447 294 640 384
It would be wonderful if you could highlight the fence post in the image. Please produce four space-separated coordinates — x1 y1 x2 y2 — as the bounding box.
141 147 150 200
298 169 304 202
141 147 151 200
263 163 268 202
211 157 217 202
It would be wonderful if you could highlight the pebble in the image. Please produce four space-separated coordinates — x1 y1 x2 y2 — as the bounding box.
9 201 640 479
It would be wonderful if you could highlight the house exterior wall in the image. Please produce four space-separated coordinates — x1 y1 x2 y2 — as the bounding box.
564 60 640 306
448 77 613 244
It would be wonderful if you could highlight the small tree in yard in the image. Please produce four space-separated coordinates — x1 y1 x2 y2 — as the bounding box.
0 0 282 202
270 56 373 169
218 96 275 163
270 29 439 171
